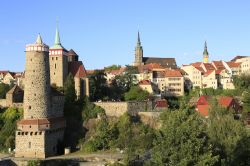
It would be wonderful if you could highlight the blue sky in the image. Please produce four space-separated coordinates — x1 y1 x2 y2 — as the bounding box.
1 0 250 71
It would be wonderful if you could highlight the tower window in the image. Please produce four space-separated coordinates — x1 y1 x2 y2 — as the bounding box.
30 59 32 61
54 72 55 75
29 106 31 109
56 57 58 60
29 142 31 148
55 64 56 69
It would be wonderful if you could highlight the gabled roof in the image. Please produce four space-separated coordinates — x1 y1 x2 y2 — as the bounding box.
203 63 215 71
68 61 87 78
0 71 9 76
194 66 205 73
68 49 78 56
231 55 247 62
196 105 210 117
7 85 23 94
155 99 168 108
143 57 177 69
218 96 233 108
164 69 182 77
204 70 214 77
191 62 202 67
226 62 241 68
212 61 225 70
139 80 151 85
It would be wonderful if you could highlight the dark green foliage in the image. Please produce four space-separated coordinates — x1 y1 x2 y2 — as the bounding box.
0 83 11 99
124 86 150 101
147 110 219 166
0 107 23 151
81 113 156 159
207 101 250 165
82 97 105 121
233 74 250 91
64 73 76 103
89 70 110 101
64 96 105 151
164 96 180 109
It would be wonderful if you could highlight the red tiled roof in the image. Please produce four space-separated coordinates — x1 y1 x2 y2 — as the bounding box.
226 62 241 68
68 61 87 78
107 67 126 75
196 95 210 106
18 117 65 125
139 80 151 85
218 96 233 108
155 99 168 108
191 62 202 67
164 69 182 77
212 61 225 70
196 105 210 116
231 55 247 62
203 63 215 71
194 66 205 73
215 70 222 74
204 70 214 77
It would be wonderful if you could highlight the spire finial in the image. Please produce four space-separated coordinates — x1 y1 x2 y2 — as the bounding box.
36 33 43 44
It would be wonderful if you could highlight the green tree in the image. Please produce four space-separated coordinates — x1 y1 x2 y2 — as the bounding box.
147 110 219 166
207 101 250 165
124 86 150 101
89 70 109 101
64 73 76 103
104 64 121 72
0 107 23 151
0 83 11 99
233 74 250 91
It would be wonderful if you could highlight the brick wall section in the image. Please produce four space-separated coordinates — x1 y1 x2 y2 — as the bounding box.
94 101 153 117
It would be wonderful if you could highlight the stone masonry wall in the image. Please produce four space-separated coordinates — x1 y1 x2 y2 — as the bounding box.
94 101 153 117
24 51 51 119
15 131 46 158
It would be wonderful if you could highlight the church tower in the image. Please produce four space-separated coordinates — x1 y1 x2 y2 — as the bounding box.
49 25 68 87
15 35 65 159
203 41 209 63
133 31 144 66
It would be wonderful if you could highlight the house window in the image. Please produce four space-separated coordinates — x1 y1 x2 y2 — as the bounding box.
55 64 56 69
56 57 58 60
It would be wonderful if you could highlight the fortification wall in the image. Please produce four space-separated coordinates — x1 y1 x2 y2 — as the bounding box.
94 101 153 117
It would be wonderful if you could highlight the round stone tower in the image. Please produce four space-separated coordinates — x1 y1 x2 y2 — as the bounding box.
23 34 51 119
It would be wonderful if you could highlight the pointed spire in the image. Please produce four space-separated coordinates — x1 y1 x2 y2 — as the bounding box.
54 25 61 45
35 33 43 44
203 41 209 55
137 31 141 46
51 21 64 49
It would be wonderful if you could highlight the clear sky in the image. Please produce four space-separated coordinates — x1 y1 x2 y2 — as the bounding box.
1 0 250 71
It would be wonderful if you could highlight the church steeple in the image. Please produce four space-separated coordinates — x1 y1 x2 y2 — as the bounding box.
51 24 63 49
137 31 141 46
133 31 144 66
203 41 209 63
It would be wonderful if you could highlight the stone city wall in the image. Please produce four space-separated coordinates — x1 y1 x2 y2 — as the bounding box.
138 112 161 129
94 101 153 117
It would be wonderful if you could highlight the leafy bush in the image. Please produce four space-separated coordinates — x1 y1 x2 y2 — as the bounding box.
124 86 150 101
0 107 23 151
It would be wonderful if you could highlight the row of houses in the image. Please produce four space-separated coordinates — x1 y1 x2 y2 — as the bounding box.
0 71 23 86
